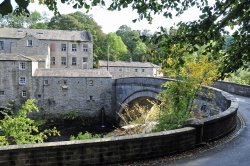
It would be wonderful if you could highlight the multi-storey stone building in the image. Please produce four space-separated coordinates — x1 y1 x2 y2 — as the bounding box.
99 60 162 79
0 27 93 69
0 28 113 123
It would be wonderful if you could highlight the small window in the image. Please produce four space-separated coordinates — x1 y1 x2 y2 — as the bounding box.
89 80 93 86
119 68 122 71
89 96 93 100
72 44 77 52
22 90 27 97
83 57 88 63
135 69 138 72
27 40 33 47
44 80 48 85
142 69 145 72
0 41 4 50
19 62 26 70
61 44 67 51
37 94 41 98
61 57 66 65
72 57 77 66
83 44 88 52
19 77 26 85
63 80 67 85
51 57 55 65
0 91 4 95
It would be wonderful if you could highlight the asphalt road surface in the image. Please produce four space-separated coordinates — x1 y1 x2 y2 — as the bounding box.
164 95 250 166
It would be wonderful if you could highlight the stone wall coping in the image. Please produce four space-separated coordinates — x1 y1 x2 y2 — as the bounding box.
217 80 250 88
0 127 195 151
201 86 238 124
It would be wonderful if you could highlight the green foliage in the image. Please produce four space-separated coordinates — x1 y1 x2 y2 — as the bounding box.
106 32 129 61
0 100 20 118
154 51 219 131
225 68 250 85
70 132 100 140
0 11 48 28
154 80 194 131
116 25 147 61
62 110 79 120
0 99 60 146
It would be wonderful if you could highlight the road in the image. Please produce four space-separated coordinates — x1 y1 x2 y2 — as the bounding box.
164 95 250 166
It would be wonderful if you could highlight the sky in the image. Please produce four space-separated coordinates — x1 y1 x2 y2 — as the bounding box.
22 1 202 33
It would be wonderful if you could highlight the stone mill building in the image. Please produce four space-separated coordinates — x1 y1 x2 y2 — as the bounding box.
0 28 113 121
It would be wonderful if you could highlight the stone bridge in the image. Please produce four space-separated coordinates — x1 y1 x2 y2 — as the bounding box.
112 77 173 114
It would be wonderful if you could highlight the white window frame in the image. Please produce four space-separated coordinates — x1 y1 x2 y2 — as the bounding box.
0 41 4 50
61 57 66 65
72 44 77 52
83 44 88 52
72 57 77 66
51 57 55 65
22 90 27 97
44 80 49 85
27 40 33 47
19 77 26 85
61 44 67 51
19 62 26 70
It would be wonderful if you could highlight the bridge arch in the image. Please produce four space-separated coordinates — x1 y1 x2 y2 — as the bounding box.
117 89 159 114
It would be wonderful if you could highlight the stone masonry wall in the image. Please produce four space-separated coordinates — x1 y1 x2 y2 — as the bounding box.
214 81 250 97
32 76 113 120
0 127 196 166
0 60 33 107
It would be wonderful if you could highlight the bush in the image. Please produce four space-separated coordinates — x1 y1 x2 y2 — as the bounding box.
70 132 100 140
0 99 60 146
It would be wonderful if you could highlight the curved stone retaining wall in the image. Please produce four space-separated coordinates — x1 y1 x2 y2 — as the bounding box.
214 81 250 97
0 87 238 166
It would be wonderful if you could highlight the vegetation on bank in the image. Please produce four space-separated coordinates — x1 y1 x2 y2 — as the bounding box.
0 99 60 146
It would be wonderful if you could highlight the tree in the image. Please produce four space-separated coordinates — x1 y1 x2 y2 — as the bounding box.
116 25 147 61
105 33 129 61
0 99 59 146
0 11 48 28
1 0 249 76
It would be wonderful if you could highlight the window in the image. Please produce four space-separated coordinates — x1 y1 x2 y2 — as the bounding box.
61 44 67 51
83 44 88 52
0 91 4 95
0 41 4 50
61 57 66 65
27 40 33 47
83 57 88 63
19 62 26 70
38 94 41 98
119 68 122 71
51 57 55 65
22 90 27 97
89 80 93 86
135 69 138 72
142 69 145 72
89 96 93 100
72 57 77 66
19 77 26 85
63 80 67 85
72 44 77 52
44 80 48 85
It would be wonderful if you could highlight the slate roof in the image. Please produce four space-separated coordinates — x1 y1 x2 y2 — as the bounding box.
99 60 160 68
33 69 112 78
0 53 33 61
0 28 92 42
